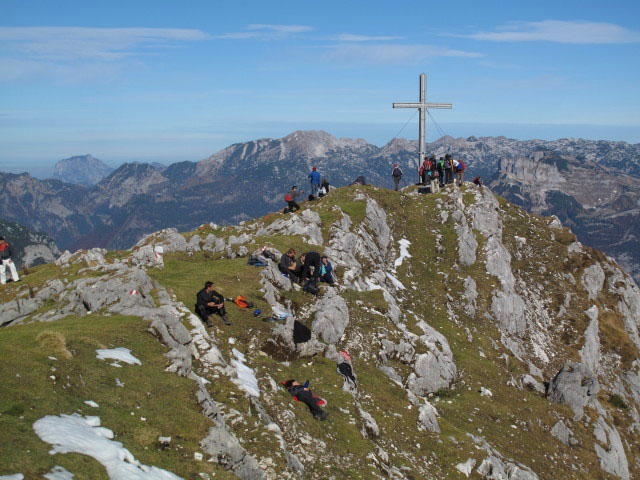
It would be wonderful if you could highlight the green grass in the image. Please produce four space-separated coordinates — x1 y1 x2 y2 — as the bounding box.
0 314 234 479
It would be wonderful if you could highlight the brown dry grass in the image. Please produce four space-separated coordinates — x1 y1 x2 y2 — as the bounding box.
36 330 72 359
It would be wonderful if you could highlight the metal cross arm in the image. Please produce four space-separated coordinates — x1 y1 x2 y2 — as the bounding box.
392 102 452 109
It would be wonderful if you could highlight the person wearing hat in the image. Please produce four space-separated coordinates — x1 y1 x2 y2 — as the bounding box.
0 236 19 285
391 163 403 191
308 167 321 198
195 281 230 326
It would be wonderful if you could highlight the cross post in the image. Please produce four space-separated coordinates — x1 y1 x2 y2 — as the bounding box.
393 73 452 180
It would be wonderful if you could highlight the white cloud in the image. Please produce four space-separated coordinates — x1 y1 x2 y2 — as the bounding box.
326 44 483 64
462 20 640 44
247 24 313 34
0 26 210 82
214 24 313 39
329 34 404 42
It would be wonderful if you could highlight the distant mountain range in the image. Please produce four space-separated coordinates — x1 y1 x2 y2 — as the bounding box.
51 154 166 186
1 130 639 281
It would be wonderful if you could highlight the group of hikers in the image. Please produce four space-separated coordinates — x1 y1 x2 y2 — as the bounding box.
194 246 340 421
392 153 466 192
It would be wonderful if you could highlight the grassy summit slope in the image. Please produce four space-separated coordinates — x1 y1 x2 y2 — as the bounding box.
1 184 639 479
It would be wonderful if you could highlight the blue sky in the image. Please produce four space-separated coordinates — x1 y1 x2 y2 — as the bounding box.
1 0 639 174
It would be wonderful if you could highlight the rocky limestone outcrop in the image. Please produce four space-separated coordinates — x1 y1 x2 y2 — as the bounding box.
311 288 349 344
256 209 323 246
547 362 600 421
579 306 600 374
582 262 605 300
593 416 630 480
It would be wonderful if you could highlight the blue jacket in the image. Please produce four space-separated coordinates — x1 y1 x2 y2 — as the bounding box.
320 261 333 276
308 170 321 184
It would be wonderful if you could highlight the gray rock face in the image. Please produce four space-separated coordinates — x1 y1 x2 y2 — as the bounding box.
200 426 264 480
593 416 630 480
582 262 605 300
550 420 572 446
129 244 164 268
312 288 349 344
456 225 478 267
579 306 600 374
355 198 391 265
607 267 640 351
521 374 546 395
548 362 600 420
417 401 440 433
256 208 323 245
476 455 539 480
406 321 457 396
463 277 478 317
358 406 380 438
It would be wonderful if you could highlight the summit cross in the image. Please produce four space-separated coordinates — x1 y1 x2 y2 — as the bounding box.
393 73 452 172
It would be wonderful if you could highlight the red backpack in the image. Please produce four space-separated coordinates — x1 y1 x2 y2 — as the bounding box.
285 193 292 202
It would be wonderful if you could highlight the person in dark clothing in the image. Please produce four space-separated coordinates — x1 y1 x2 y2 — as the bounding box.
283 379 329 420
391 164 403 191
302 251 322 282
419 157 431 185
437 157 445 186
284 186 303 213
195 281 230 327
319 256 335 286
279 248 300 282
444 155 454 185
473 176 483 186
319 178 330 197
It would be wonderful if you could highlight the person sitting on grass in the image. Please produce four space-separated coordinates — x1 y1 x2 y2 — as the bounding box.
320 256 335 286
195 281 230 327
282 379 329 421
279 248 300 282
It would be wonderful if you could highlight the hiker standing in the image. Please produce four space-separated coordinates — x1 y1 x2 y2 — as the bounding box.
308 167 321 198
429 159 440 194
444 154 454 185
279 248 300 283
0 236 19 285
456 159 466 186
419 157 431 185
437 157 445 187
283 379 329 420
319 256 335 286
391 164 403 191
284 186 303 213
195 281 230 326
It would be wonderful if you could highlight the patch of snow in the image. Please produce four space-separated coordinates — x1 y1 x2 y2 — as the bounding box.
109 362 123 368
115 378 125 387
33 414 183 479
385 272 406 290
84 400 99 408
480 387 493 397
0 475 24 480
394 238 412 268
364 278 382 290
48 356 57 361
44 466 74 480
96 348 141 366
230 348 260 398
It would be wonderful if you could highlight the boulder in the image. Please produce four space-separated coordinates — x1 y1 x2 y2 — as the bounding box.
521 374 545 395
550 420 572 447
407 321 457 395
417 401 440 433
311 289 349 344
547 362 600 421
200 426 264 480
